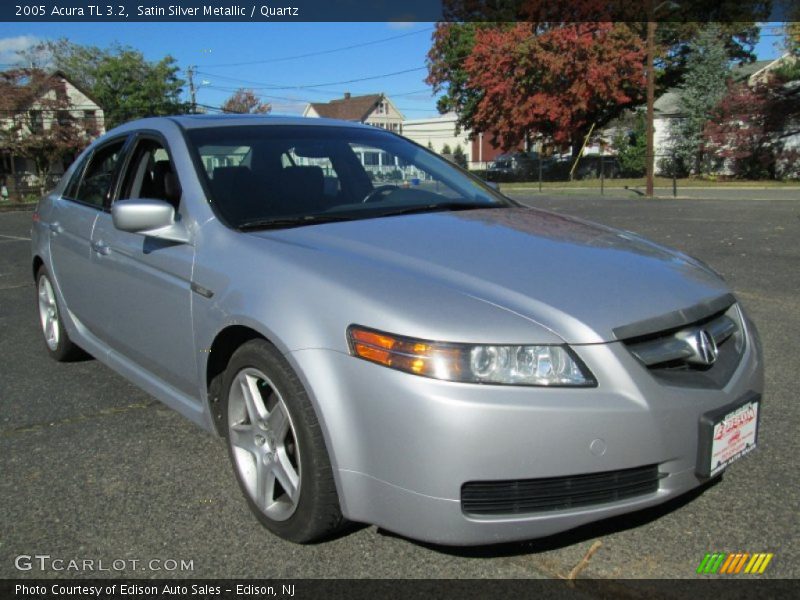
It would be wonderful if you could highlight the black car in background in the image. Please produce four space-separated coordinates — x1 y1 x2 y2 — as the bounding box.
486 153 548 182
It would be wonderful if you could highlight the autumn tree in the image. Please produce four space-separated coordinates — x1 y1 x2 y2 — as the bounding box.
221 88 271 114
703 68 800 180
437 22 646 154
702 82 772 178
0 70 95 195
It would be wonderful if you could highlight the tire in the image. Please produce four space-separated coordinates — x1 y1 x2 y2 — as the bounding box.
221 339 344 543
36 266 85 362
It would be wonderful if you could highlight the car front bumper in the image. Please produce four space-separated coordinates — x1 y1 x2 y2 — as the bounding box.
288 314 763 545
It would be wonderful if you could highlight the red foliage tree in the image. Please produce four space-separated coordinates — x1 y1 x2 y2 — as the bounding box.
221 88 271 114
702 82 773 178
458 22 646 153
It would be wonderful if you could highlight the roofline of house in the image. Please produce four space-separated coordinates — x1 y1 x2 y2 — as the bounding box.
304 92 405 122
50 70 103 109
748 53 792 83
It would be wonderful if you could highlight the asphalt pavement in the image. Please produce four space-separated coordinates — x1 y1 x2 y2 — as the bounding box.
1 195 798 580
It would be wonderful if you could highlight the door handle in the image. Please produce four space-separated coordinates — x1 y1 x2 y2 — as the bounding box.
91 241 111 256
48 221 62 234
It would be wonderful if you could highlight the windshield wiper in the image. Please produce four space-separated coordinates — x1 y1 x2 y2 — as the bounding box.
375 201 502 218
237 214 355 231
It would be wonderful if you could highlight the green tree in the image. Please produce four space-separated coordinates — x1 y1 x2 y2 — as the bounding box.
773 13 800 83
32 40 188 128
426 23 486 136
452 144 468 168
670 25 731 175
612 111 647 177
441 143 453 155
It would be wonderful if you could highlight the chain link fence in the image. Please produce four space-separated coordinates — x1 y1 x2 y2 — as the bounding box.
0 172 63 203
470 153 687 196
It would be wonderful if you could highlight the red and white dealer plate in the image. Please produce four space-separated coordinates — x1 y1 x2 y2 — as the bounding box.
698 395 760 478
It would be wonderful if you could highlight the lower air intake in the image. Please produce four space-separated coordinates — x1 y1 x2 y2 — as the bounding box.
461 464 661 515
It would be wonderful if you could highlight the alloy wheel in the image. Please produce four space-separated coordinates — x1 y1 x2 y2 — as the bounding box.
227 368 301 521
38 275 60 351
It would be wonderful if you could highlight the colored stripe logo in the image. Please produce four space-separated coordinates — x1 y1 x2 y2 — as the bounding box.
697 552 773 574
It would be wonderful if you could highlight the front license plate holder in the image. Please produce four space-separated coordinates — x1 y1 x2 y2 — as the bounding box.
696 392 760 479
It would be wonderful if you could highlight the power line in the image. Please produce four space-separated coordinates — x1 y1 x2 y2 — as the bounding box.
201 87 441 113
200 82 435 99
194 66 428 91
197 27 434 68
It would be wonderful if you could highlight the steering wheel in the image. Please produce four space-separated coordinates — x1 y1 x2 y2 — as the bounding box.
362 184 399 203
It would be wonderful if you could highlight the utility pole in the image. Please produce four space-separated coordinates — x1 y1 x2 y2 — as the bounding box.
187 65 197 114
645 4 656 198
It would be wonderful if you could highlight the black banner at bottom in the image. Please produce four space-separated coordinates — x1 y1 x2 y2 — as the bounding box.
2 579 798 600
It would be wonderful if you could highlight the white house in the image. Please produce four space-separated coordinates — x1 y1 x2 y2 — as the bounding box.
1 70 105 192
304 92 404 132
401 112 471 156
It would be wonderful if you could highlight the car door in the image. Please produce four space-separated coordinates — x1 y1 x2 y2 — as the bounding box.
89 133 198 397
48 136 129 331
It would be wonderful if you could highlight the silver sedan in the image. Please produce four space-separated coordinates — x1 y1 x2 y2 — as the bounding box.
31 116 763 544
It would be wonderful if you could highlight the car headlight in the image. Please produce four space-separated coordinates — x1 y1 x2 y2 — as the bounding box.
347 326 595 387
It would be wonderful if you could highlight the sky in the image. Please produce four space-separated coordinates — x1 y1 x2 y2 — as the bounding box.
0 21 790 118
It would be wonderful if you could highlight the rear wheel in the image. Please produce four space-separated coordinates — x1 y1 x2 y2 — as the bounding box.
36 267 84 361
221 339 344 543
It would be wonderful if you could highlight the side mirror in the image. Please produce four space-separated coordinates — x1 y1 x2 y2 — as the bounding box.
111 199 190 243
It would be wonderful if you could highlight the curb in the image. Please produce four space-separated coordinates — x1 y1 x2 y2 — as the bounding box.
0 203 36 213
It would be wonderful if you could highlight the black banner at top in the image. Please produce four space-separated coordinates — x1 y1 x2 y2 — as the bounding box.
1 0 796 23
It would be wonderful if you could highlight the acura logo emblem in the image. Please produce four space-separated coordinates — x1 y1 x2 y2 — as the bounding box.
685 329 719 366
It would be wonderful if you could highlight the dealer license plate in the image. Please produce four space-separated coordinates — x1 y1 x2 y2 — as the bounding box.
697 394 760 478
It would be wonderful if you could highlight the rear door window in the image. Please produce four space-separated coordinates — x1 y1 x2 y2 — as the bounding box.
69 139 127 208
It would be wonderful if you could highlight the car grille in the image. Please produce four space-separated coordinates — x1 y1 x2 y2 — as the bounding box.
461 464 661 515
622 303 745 389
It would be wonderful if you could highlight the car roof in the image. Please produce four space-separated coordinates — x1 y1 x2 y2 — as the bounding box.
175 114 377 130
102 114 380 138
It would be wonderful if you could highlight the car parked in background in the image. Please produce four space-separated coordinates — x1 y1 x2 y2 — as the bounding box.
32 115 762 545
486 152 542 181
572 155 623 180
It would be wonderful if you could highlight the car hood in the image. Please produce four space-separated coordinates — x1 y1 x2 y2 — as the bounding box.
251 207 730 344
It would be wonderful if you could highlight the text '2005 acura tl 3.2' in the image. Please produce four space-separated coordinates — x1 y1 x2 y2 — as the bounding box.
31 115 763 544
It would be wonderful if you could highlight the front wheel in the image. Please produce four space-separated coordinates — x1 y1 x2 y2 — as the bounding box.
221 339 344 543
36 267 85 361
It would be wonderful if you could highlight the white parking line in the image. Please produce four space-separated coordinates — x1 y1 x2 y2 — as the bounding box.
0 233 31 241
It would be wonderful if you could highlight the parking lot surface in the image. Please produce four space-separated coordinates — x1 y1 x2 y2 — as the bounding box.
1 195 797 579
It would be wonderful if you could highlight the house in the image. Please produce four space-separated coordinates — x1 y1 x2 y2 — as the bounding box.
304 93 404 133
0 70 105 196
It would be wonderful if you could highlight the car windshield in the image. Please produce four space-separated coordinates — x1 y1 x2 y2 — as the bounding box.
186 124 509 230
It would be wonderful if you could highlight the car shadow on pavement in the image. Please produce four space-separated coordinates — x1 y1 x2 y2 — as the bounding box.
376 475 722 558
